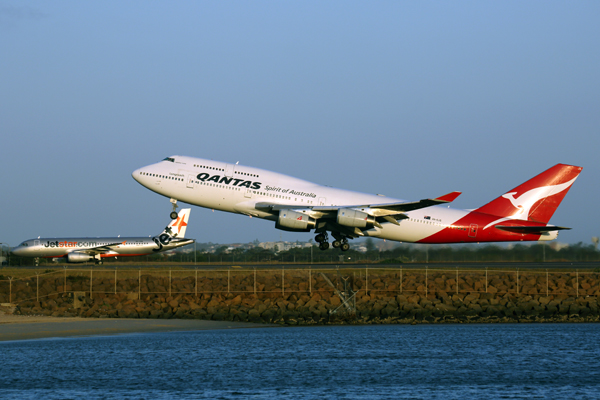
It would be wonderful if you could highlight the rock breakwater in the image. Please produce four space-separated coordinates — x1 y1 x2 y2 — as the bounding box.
3 268 600 324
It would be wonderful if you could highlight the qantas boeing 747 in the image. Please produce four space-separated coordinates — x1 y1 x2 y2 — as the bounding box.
132 157 581 251
12 209 194 263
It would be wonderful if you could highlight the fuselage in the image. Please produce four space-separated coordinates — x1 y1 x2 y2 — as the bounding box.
12 237 194 259
133 156 563 244
12 207 194 262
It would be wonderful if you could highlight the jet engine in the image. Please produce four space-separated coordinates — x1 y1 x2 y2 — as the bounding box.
66 252 94 263
337 209 380 229
275 210 316 232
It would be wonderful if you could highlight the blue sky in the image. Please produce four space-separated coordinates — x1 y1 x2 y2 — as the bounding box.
1 1 598 247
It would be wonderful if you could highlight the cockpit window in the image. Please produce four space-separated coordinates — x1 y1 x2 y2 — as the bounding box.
163 157 175 162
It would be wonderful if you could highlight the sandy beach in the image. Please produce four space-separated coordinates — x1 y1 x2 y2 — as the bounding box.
0 311 268 342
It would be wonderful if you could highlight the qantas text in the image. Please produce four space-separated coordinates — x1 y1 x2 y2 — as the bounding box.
196 173 261 189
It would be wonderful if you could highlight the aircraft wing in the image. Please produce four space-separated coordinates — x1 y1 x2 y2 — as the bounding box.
72 241 126 255
317 191 462 217
256 191 462 219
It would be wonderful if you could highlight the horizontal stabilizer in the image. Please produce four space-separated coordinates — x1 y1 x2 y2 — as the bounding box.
494 225 571 234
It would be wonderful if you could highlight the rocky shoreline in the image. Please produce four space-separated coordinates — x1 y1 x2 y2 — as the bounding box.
11 291 600 325
4 269 600 324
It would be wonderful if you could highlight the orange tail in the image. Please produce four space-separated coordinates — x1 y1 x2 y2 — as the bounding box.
475 164 582 224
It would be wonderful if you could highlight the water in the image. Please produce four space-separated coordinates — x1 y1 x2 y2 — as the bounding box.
1 324 599 399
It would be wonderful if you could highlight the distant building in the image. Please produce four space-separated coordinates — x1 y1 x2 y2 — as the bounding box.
258 241 312 253
549 242 570 251
353 245 367 253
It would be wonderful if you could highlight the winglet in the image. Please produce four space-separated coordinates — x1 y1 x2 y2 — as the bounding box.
434 191 461 203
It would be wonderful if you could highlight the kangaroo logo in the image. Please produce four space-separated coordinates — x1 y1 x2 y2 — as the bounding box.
483 177 578 230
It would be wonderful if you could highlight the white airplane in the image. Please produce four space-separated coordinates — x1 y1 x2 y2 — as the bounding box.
132 157 582 251
11 209 194 264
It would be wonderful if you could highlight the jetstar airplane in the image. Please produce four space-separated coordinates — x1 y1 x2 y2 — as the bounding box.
11 209 194 264
132 157 581 251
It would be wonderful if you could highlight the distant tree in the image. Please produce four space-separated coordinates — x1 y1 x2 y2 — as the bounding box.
365 238 376 253
215 245 228 255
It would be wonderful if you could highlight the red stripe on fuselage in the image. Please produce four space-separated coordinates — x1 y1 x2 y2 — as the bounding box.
417 211 543 244
42 253 152 259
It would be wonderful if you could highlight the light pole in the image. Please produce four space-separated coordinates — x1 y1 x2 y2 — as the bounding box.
0 242 6 266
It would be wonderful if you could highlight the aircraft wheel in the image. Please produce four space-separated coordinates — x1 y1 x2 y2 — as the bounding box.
170 211 178 219
332 240 341 248
315 233 326 243
341 243 350 252
319 242 330 251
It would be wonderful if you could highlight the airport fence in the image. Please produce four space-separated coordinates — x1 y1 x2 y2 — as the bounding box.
1 266 599 305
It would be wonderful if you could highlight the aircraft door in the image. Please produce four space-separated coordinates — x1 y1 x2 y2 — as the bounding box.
245 188 252 198
468 224 478 238
319 197 326 206
187 174 195 189
34 240 41 251
225 164 235 178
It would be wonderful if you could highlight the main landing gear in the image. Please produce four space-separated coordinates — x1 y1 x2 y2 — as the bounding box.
333 239 351 252
315 233 330 250
169 198 179 220
315 233 351 251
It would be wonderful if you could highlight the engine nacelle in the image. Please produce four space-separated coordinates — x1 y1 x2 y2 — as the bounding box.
276 210 316 232
337 208 378 229
66 252 94 263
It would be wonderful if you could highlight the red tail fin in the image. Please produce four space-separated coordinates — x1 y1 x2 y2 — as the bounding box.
475 164 582 224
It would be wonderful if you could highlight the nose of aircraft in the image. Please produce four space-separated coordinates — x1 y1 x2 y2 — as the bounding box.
132 168 142 183
10 246 25 256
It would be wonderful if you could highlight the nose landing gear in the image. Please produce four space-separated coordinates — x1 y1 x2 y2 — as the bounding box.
169 198 179 220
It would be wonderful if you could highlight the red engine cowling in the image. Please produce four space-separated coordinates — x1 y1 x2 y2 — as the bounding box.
337 209 378 228
276 210 316 232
